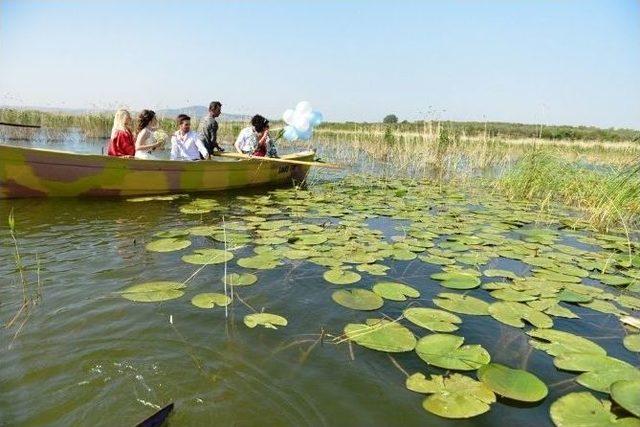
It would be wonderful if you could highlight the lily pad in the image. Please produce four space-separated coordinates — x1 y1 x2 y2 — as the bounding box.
323 269 361 285
237 255 281 270
224 272 258 287
489 301 553 329
191 292 231 308
182 249 234 265
406 373 495 419
120 281 185 302
372 282 420 301
527 329 606 357
415 333 491 371
611 380 640 418
153 229 189 239
356 263 390 276
332 289 384 311
483 269 520 280
550 392 640 427
477 363 548 402
344 319 416 353
403 307 462 332
431 271 481 290
624 335 640 352
243 313 288 329
433 292 490 315
146 238 192 253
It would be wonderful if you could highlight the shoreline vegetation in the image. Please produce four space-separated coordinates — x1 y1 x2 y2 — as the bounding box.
1 108 639 232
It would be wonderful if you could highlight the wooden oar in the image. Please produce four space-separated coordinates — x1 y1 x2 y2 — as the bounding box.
214 152 342 169
0 121 41 128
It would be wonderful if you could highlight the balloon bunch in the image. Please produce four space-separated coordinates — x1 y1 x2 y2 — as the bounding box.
281 101 324 141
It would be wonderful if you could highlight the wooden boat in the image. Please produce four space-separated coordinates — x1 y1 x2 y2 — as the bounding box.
0 144 315 198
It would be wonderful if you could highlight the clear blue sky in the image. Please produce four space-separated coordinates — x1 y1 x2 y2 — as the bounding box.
1 0 639 128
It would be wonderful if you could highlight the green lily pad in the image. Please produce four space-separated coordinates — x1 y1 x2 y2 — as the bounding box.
419 254 456 266
323 269 361 285
611 380 640 418
182 249 234 265
431 271 481 289
153 229 189 239
224 272 258 287
477 363 548 402
332 289 384 310
433 292 490 315
390 248 418 261
406 373 495 419
483 269 520 280
415 333 491 371
243 313 288 329
527 329 606 357
188 225 219 236
550 392 640 427
624 335 640 352
489 301 553 328
191 292 231 308
591 273 632 287
146 238 192 253
557 289 593 303
372 282 420 301
120 281 185 302
577 366 640 393
403 307 462 332
579 299 627 316
490 288 538 302
237 255 281 269
356 263 390 276
344 319 416 353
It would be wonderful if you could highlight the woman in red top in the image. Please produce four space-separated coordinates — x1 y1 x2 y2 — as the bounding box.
107 109 135 156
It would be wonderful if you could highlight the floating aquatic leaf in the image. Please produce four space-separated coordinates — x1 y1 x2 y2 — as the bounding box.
120 281 185 302
406 373 495 419
146 238 192 253
431 271 481 290
310 256 343 267
254 236 288 245
557 289 593 303
191 292 231 308
224 272 258 287
483 269 520 280
433 292 490 315
153 229 189 239
533 269 581 283
403 307 461 332
182 249 233 265
590 273 632 287
188 225 219 236
372 282 420 301
610 380 640 418
356 263 390 276
332 289 384 310
419 254 456 266
323 269 361 285
527 329 606 357
477 363 548 402
554 352 633 373
490 288 538 302
415 333 490 371
528 299 579 319
618 295 640 310
579 299 627 316
344 319 416 352
550 392 640 427
237 255 281 270
292 234 328 245
624 335 640 352
489 301 553 328
577 366 640 393
243 313 288 329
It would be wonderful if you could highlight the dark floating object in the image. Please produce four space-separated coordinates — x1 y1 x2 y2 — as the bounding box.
0 121 41 128
136 403 174 427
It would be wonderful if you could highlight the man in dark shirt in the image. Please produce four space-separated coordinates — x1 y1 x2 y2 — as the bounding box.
198 101 224 155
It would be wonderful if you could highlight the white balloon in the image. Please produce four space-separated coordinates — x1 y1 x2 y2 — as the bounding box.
293 114 310 132
282 109 295 124
295 101 312 115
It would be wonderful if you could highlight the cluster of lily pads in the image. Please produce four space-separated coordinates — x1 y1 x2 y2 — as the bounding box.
122 176 640 424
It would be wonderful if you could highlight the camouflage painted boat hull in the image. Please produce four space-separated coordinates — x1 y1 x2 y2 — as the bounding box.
0 145 314 198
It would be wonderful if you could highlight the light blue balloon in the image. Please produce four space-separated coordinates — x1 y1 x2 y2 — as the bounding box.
296 128 312 141
309 111 324 127
283 125 299 141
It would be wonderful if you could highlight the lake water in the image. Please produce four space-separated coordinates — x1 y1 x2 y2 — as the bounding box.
0 136 639 427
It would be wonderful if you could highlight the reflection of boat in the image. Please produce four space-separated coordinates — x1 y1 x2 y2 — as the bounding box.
0 145 314 198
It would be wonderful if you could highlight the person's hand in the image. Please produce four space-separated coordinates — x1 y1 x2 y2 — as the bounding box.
218 146 225 152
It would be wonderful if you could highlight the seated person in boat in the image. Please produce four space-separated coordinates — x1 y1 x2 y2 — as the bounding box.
198 101 225 155
234 114 278 158
170 114 210 161
107 109 135 157
134 110 162 160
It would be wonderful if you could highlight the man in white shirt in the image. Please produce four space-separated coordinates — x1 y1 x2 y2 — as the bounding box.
170 114 210 161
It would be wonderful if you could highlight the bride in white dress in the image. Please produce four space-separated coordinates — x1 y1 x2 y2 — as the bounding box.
134 109 161 159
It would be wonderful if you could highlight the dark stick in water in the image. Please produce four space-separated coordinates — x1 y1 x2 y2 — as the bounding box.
136 403 174 427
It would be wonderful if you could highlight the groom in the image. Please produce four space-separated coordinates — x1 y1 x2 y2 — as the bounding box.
198 101 225 155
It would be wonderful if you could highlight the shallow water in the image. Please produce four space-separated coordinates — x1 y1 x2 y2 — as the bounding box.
0 136 639 426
